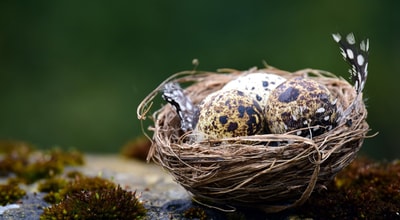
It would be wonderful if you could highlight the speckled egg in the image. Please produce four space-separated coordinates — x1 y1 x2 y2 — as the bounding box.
222 73 287 108
265 77 338 137
195 89 265 140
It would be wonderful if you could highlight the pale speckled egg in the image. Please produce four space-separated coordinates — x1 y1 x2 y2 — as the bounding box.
222 73 287 108
194 89 265 139
265 77 338 137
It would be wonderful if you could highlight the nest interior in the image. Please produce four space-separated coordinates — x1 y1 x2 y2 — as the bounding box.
138 67 370 213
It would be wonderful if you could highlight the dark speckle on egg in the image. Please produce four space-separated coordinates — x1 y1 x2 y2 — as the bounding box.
265 77 338 137
219 116 228 124
278 87 300 103
238 105 246 118
227 122 239 132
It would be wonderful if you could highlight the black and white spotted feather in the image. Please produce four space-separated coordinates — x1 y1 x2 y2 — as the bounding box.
162 82 198 132
332 33 369 94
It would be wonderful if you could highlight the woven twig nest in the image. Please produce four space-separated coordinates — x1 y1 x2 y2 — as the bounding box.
137 66 370 213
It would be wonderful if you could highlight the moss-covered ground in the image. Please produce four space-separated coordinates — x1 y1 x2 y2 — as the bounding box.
1 140 399 219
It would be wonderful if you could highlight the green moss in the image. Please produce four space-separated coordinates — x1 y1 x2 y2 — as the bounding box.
39 175 117 204
296 157 400 218
6 177 26 185
120 136 151 161
183 207 208 220
0 183 26 205
47 148 85 166
38 177 68 193
225 212 247 220
16 148 84 184
0 141 85 184
39 175 147 218
38 178 69 204
43 191 63 204
40 185 147 220
0 141 32 177
65 170 84 179
0 140 34 154
1 140 148 219
16 160 64 184
60 176 117 198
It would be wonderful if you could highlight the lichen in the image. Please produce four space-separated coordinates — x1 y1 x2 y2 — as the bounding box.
40 185 147 220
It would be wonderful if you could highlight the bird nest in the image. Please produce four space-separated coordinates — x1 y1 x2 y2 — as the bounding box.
137 66 370 213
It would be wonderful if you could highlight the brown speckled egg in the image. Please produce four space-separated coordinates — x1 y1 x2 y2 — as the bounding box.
265 77 338 137
195 89 265 140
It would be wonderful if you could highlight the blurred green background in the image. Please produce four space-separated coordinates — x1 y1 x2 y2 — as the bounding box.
0 1 399 159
